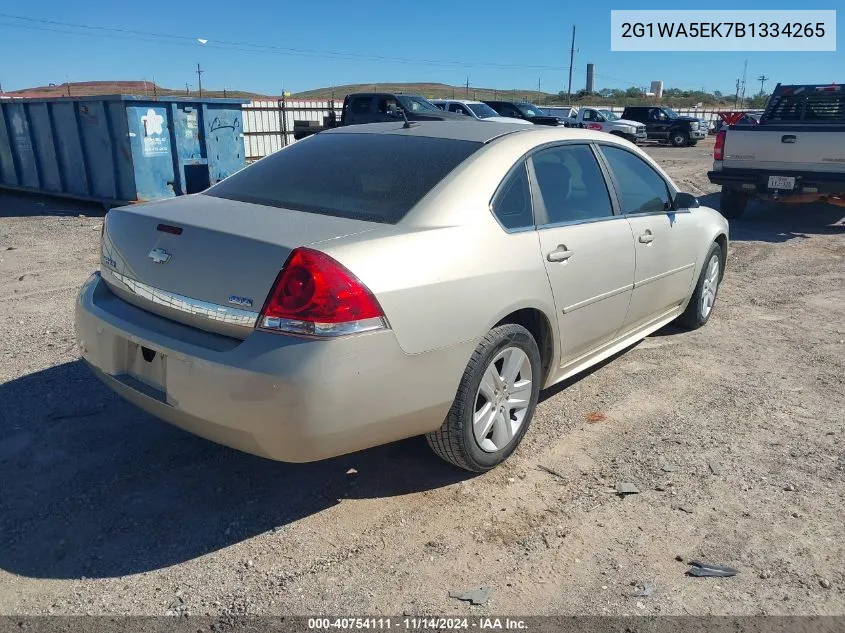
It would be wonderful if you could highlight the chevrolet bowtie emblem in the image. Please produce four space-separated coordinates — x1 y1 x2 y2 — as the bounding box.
148 247 172 264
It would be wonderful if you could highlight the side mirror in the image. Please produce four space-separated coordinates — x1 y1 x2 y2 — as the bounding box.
673 192 699 210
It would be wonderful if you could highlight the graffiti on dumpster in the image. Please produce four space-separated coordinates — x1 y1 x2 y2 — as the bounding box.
210 115 240 134
140 108 169 157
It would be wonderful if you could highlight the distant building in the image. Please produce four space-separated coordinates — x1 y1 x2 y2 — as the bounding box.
650 80 664 99
586 64 595 94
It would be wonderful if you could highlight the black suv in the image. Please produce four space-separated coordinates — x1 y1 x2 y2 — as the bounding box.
621 106 708 147
483 101 564 126
340 93 465 126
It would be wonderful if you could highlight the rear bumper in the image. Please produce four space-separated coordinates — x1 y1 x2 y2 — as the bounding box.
75 273 468 462
708 167 845 197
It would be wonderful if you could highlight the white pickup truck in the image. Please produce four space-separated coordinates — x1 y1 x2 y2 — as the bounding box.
708 83 845 218
552 107 647 144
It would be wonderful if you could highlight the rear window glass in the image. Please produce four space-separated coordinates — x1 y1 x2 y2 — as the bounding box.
765 93 845 122
206 133 482 224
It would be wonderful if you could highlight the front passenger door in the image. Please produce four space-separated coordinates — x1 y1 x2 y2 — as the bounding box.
599 144 698 332
531 144 636 367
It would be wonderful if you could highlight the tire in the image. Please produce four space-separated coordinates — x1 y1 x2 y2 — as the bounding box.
688 140 698 147
670 128 689 147
677 242 723 330
719 187 749 219
426 324 541 473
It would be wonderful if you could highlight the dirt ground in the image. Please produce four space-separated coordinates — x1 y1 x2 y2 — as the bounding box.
1 138 843 617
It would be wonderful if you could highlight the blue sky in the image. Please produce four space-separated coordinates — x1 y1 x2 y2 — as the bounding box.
0 1 841 96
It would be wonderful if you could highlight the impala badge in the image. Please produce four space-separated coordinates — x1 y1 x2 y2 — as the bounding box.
148 247 171 264
228 295 253 307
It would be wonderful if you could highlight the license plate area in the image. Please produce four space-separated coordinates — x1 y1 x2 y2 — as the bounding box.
125 341 167 392
768 175 795 190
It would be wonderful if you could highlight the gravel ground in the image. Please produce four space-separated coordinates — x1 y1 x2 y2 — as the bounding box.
1 139 844 616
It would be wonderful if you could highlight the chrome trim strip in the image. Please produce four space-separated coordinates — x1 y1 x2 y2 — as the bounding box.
634 262 696 288
562 283 634 314
110 271 259 329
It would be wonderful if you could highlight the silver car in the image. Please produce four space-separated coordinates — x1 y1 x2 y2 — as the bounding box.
75 121 728 472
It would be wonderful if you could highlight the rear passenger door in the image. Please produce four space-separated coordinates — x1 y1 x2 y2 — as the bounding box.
530 143 636 366
598 144 698 332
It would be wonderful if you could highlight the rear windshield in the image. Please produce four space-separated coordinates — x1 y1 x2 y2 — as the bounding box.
765 92 845 123
206 133 482 224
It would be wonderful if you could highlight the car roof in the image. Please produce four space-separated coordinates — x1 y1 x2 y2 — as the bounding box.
323 120 530 143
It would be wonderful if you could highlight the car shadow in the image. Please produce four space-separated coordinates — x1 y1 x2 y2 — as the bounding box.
0 190 107 218
699 192 845 243
0 360 471 580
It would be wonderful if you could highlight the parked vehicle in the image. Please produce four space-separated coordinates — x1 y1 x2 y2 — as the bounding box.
712 111 763 135
340 93 465 126
708 83 845 218
622 106 708 147
559 107 647 143
483 100 566 126
431 99 532 125
76 121 728 473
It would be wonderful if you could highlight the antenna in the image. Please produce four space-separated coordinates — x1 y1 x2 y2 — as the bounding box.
399 107 415 129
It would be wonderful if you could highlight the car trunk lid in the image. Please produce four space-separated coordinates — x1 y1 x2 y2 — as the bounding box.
100 193 379 339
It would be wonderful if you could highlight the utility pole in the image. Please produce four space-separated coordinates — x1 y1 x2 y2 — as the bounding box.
757 74 769 96
739 59 748 108
186 82 190 95
465 76 469 97
537 78 541 104
196 63 204 98
734 78 741 108
567 25 576 105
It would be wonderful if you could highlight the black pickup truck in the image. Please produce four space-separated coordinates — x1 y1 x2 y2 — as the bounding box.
482 101 565 126
621 106 709 147
340 93 466 126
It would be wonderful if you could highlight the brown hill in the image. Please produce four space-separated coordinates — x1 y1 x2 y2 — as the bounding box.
4 80 268 100
293 82 555 103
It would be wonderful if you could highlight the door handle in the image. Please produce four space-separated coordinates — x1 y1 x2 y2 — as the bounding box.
547 245 574 262
638 230 654 244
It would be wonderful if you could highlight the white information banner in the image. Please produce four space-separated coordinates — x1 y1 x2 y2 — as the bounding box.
611 10 836 51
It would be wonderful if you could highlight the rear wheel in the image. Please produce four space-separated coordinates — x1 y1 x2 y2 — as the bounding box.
678 242 722 330
720 187 749 219
688 140 699 147
670 129 689 147
426 324 541 472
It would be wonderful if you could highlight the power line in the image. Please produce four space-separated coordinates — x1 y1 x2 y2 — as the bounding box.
0 11 650 90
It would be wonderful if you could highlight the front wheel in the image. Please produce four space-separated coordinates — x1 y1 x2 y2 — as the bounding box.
677 242 723 330
670 129 689 147
426 324 541 472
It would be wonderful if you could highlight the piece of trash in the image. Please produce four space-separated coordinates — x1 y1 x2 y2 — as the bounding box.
631 582 655 597
5 246 14 250
449 587 491 605
538 464 567 481
784 483 796 492
820 578 831 589
585 411 606 423
616 482 640 496
673 503 694 514
687 561 739 577
346 468 358 475
708 461 723 475
661 464 678 473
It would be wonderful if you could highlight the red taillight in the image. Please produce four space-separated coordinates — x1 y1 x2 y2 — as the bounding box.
258 247 387 337
714 130 726 161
